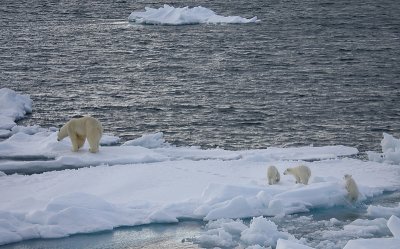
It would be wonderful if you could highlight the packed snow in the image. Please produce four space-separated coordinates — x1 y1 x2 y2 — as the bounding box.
0 88 400 249
128 5 258 25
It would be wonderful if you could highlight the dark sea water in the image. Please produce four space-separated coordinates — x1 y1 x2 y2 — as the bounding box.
0 1 400 247
1 0 400 152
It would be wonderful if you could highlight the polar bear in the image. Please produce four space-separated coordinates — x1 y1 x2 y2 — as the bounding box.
283 165 311 185
344 174 359 201
267 165 280 185
57 115 103 153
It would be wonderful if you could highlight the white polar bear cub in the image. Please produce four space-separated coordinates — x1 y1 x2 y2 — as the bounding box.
267 165 280 185
57 115 103 153
283 165 311 185
344 174 359 201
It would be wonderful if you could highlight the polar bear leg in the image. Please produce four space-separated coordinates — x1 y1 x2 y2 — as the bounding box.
300 167 311 185
66 125 79 152
69 133 80 152
87 130 100 153
77 135 86 149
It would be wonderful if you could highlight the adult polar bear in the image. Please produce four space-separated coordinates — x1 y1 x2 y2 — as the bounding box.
57 115 103 153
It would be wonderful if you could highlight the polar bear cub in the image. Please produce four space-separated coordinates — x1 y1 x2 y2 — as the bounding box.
57 115 103 153
344 174 359 201
267 165 280 185
283 165 311 185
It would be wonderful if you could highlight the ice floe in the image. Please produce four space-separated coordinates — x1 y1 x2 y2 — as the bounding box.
1 88 400 248
128 5 258 25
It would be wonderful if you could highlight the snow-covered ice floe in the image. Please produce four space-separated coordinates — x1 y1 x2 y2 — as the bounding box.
128 4 258 25
0 129 359 174
1 88 400 248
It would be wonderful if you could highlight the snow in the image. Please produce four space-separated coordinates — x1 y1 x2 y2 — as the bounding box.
1 88 400 248
128 5 258 25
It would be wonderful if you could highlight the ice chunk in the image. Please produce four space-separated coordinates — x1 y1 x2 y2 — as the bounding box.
367 203 400 218
266 182 347 216
196 228 236 248
123 132 169 148
341 215 400 249
240 216 293 247
343 238 400 249
205 219 248 236
204 196 255 220
368 133 400 164
0 88 32 130
195 219 245 248
387 215 400 238
276 239 315 249
128 5 258 25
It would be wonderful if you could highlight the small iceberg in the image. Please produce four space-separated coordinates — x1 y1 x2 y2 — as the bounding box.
128 5 258 25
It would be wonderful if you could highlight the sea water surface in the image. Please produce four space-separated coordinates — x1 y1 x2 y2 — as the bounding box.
1 0 399 152
1 0 400 248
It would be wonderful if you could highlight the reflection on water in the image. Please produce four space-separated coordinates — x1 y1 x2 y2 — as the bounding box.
1 222 203 249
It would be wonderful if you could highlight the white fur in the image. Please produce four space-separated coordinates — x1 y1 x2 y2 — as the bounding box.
283 165 311 185
267 165 280 185
57 116 103 153
344 174 359 201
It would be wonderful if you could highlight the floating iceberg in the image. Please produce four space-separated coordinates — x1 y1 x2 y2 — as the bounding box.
128 5 258 25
